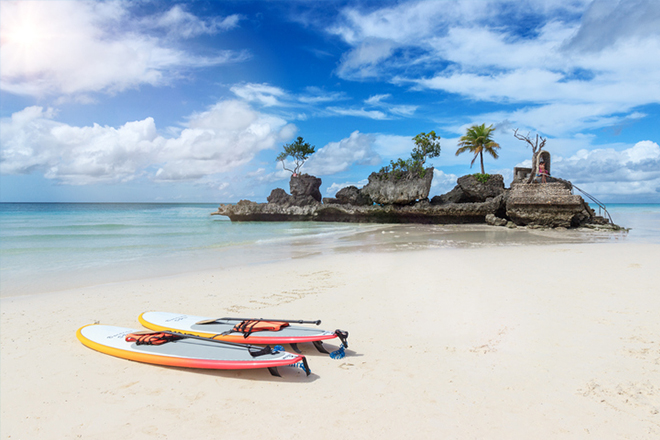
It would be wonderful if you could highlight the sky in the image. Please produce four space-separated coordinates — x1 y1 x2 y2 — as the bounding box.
1 0 659 203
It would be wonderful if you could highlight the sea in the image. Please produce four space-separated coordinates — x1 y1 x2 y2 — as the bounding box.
1 203 658 297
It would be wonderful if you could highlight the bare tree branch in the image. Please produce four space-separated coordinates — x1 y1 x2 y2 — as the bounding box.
513 129 548 183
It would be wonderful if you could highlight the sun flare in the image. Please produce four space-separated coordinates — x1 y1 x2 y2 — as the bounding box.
3 20 44 47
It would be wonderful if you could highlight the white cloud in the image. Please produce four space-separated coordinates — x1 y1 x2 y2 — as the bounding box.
555 141 660 185
365 94 391 105
0 1 246 97
329 0 660 136
371 134 414 159
141 5 241 38
431 169 459 194
327 107 388 120
305 131 381 175
564 0 660 52
230 83 288 107
0 101 295 185
363 94 417 117
298 87 347 104
335 38 396 79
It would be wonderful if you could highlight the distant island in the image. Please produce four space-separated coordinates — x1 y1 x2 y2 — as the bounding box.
214 128 623 230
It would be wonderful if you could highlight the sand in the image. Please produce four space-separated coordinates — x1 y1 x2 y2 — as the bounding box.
2 241 660 439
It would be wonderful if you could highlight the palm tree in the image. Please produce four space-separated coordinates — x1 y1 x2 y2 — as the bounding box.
456 124 500 174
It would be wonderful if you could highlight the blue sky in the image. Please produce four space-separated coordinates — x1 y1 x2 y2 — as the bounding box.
1 0 659 203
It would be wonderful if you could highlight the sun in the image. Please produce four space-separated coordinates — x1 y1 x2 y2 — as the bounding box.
7 24 41 47
0 3 46 49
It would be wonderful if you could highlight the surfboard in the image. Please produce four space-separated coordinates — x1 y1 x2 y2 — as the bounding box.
76 324 309 376
138 311 348 354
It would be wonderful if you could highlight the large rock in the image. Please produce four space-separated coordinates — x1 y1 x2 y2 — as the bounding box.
214 196 502 224
361 167 434 205
268 187 320 207
431 186 467 204
431 174 505 204
335 186 372 206
267 188 291 205
290 174 322 202
505 182 592 228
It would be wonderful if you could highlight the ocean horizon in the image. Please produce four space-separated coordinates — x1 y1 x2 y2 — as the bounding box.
1 202 658 297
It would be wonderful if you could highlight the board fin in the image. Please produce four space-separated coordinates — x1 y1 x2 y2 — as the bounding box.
290 343 302 354
313 341 330 354
268 367 281 377
302 357 311 376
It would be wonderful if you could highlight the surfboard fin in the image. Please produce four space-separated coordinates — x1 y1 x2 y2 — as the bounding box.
268 367 281 377
302 357 311 376
290 343 302 354
313 341 330 354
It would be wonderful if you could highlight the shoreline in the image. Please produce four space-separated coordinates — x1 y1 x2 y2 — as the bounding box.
2 241 659 439
1 223 631 299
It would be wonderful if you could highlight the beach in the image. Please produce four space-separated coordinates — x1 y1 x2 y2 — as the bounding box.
2 236 659 439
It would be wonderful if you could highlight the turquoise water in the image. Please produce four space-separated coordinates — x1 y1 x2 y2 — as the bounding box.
593 203 660 240
0 203 380 296
1 203 658 296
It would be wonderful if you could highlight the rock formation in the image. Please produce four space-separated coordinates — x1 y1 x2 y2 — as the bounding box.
290 174 322 202
322 185 372 206
213 172 622 230
266 174 322 207
431 174 505 204
360 167 434 205
505 182 593 228
216 197 501 224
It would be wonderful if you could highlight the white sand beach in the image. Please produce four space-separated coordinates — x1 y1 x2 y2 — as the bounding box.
2 240 659 439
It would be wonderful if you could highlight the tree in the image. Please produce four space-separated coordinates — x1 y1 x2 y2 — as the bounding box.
513 129 546 184
456 123 500 174
276 136 315 175
380 131 441 178
411 131 442 167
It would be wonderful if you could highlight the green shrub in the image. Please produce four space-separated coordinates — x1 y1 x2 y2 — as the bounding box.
378 131 440 180
474 173 491 184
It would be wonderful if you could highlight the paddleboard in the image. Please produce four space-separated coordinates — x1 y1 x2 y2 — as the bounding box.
139 311 347 353
77 324 309 375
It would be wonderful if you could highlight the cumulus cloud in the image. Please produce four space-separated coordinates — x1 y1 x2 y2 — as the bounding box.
431 169 459 194
328 0 660 136
304 131 381 175
0 101 295 185
155 100 295 181
555 141 660 185
0 1 246 97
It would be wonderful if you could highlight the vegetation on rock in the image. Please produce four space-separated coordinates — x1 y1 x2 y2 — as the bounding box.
379 131 441 180
473 173 491 184
276 136 316 174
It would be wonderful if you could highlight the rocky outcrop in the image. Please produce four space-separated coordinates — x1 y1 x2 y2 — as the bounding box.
266 175 322 207
215 172 622 230
335 186 372 206
214 197 503 224
505 182 592 228
267 188 319 207
361 168 434 205
290 174 322 202
267 188 290 204
431 174 505 204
